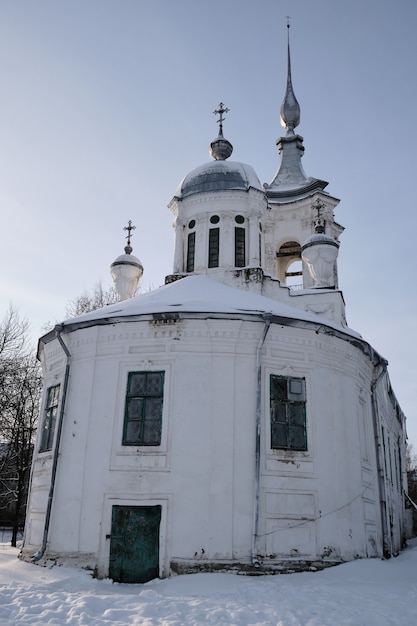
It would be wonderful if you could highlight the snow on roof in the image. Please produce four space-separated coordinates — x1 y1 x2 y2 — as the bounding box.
174 160 263 199
62 275 361 338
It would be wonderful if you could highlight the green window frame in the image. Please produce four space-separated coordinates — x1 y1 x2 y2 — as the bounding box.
39 384 60 452
123 371 164 446
270 375 307 451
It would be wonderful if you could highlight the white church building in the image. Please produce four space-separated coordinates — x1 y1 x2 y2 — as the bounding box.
22 30 408 583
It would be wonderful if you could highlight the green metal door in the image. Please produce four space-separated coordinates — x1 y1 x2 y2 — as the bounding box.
109 505 161 583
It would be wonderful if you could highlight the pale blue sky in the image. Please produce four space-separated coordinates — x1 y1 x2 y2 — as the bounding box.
0 0 416 444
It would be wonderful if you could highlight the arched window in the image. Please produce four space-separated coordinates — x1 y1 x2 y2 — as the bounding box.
276 241 302 285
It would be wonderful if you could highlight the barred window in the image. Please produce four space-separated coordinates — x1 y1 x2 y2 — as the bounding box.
39 385 60 452
208 228 219 268
186 231 195 272
235 227 245 267
123 372 164 446
270 375 307 451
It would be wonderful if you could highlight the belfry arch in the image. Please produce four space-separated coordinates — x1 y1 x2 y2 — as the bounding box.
276 240 302 285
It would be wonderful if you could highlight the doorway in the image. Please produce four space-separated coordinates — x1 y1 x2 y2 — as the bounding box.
109 505 161 583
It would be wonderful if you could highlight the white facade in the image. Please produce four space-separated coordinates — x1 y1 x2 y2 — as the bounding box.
22 47 409 580
22 276 408 578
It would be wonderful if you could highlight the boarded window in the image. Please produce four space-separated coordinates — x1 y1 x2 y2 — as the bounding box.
123 372 164 446
235 227 245 267
39 384 60 452
208 228 219 268
270 375 307 451
186 232 195 272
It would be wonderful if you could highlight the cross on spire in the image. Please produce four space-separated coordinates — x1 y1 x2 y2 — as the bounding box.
213 102 229 137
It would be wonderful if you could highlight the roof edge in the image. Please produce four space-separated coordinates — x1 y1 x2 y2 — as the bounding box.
37 312 386 370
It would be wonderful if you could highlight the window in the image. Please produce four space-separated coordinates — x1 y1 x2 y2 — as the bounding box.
123 372 164 446
285 260 302 287
276 241 302 285
39 384 60 452
270 375 307 451
235 227 245 267
186 232 195 272
208 228 219 268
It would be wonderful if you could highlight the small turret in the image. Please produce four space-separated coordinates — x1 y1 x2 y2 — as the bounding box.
110 220 143 301
301 204 340 289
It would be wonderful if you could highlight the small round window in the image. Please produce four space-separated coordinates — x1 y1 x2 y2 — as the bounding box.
210 215 220 224
235 215 245 224
188 219 196 229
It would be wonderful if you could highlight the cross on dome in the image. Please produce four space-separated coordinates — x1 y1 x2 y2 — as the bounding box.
209 102 233 160
123 220 136 254
213 102 230 137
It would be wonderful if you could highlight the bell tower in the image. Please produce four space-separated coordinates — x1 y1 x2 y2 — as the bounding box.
263 21 343 290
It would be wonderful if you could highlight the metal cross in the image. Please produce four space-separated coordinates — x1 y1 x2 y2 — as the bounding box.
213 102 229 134
312 198 325 219
123 220 136 246
312 199 326 233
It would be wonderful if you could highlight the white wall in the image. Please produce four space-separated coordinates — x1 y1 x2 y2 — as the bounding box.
23 314 407 575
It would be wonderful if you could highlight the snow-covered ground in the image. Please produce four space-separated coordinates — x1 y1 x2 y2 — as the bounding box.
1 536 417 625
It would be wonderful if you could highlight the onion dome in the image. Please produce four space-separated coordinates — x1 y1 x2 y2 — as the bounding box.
302 219 340 249
110 221 143 301
209 102 233 160
175 160 263 199
174 102 263 199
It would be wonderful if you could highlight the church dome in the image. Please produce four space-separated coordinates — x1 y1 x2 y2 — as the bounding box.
175 160 263 199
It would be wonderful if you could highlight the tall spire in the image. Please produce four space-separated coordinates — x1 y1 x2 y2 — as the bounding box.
265 20 328 195
280 18 300 134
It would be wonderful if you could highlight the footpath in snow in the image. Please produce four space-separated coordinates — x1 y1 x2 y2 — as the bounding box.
0 537 417 625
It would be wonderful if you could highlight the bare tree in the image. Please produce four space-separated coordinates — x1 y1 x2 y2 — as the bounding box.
65 281 119 318
0 304 29 360
406 444 417 536
407 445 417 499
0 306 42 546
